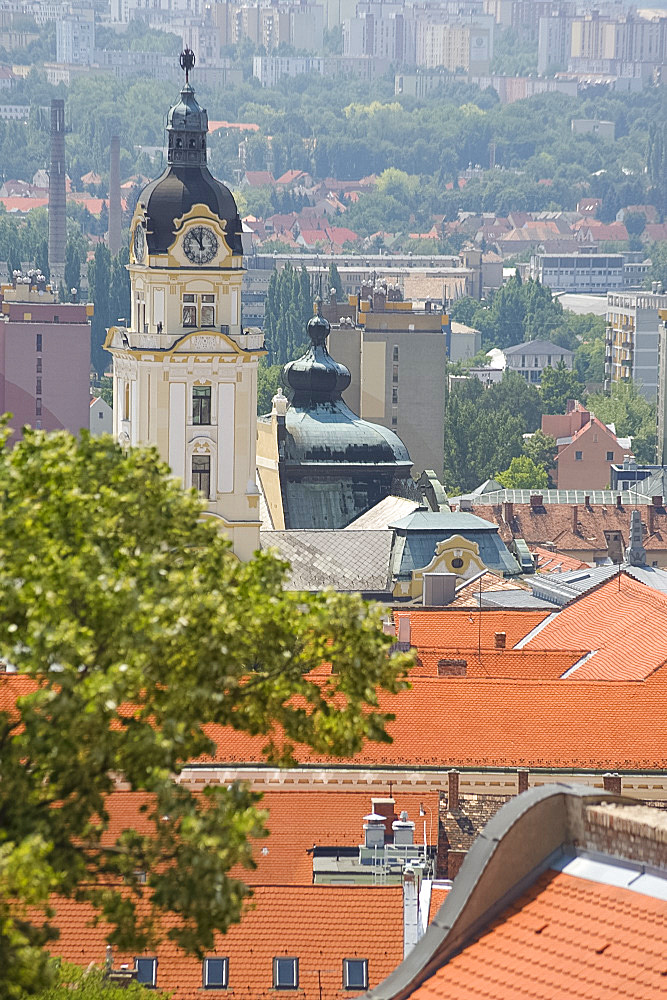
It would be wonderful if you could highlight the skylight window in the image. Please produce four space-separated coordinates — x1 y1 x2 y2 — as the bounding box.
273 957 299 989
343 958 368 989
203 957 228 989
134 957 157 987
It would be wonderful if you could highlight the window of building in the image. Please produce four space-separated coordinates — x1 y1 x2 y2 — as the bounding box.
547 355 552 366
36 357 42 373
530 370 539 382
343 959 368 990
203 957 228 989
192 455 211 496
575 450 583 460
273 958 298 989
606 451 614 461
201 293 215 327
99 411 104 419
183 293 196 327
534 357 539 367
36 334 42 352
35 399 42 416
392 387 398 404
521 354 526 367
36 378 41 394
391 415 397 427
392 364 399 383
134 958 157 987
193 386 212 425
392 345 399 361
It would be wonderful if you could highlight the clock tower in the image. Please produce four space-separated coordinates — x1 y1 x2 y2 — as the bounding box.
104 51 264 560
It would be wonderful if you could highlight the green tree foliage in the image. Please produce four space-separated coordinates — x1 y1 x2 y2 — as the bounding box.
539 361 586 415
263 264 312 365
87 247 130 375
496 455 548 489
645 241 667 290
32 963 147 1000
587 381 657 464
63 242 81 301
451 278 576 350
522 430 558 483
444 371 542 491
257 360 283 414
0 429 410 994
327 262 343 300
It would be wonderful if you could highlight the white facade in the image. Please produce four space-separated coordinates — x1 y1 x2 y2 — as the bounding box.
530 253 624 293
56 14 95 66
90 396 113 436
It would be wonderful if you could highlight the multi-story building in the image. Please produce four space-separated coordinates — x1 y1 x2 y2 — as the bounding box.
501 340 574 385
56 12 95 65
529 252 624 293
605 288 667 401
0 274 93 442
322 282 447 476
656 309 667 464
415 16 494 73
344 3 414 63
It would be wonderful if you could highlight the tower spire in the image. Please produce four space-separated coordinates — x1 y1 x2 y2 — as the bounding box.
179 47 195 84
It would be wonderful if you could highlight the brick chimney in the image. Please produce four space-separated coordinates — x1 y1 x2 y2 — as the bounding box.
517 768 529 794
602 772 622 795
494 631 506 649
530 494 543 511
652 495 663 508
584 495 591 508
448 769 460 811
616 495 623 509
502 501 514 524
371 798 398 842
571 504 578 534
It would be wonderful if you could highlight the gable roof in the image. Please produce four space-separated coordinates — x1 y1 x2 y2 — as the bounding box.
503 341 574 357
260 529 394 593
523 573 667 681
407 870 667 1000
393 608 550 651
49 884 404 1000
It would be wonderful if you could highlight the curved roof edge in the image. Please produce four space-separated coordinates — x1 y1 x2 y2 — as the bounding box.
365 783 629 1000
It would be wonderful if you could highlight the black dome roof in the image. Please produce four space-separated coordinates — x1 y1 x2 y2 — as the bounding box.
140 165 243 256
138 79 243 257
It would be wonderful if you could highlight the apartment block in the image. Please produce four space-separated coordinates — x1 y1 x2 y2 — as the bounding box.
529 252 624 293
415 17 494 73
322 283 447 477
605 289 667 401
0 276 92 442
656 309 667 465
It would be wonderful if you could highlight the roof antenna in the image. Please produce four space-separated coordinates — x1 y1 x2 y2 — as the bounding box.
179 47 195 84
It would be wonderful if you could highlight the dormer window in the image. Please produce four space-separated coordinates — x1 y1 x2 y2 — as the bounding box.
134 957 157 987
343 959 368 990
203 957 228 989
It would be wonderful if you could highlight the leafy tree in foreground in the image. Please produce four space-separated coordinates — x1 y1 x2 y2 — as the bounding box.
523 430 558 484
0 429 410 996
539 361 586 415
32 963 147 1000
496 455 549 490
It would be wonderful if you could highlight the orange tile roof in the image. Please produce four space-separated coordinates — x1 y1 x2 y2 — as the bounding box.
411 647 585 679
524 574 667 680
428 886 449 924
393 608 550 650
531 546 591 572
203 671 667 770
409 870 667 1000
49 885 404 999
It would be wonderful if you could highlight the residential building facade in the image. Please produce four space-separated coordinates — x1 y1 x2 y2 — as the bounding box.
501 340 574 385
530 251 624 293
605 289 667 401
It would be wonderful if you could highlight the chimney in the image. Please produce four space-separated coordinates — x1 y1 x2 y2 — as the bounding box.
584 495 591 507
422 572 456 606
652 495 663 508
448 769 459 811
109 134 121 256
616 495 623 509
530 494 543 510
517 768 529 794
402 865 423 958
437 658 467 677
571 504 578 534
603 772 622 796
392 810 415 846
494 631 506 649
397 617 411 645
363 812 386 849
502 501 514 523
48 98 66 286
371 798 397 842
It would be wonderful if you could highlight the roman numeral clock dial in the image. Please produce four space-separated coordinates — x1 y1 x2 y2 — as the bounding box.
183 225 219 265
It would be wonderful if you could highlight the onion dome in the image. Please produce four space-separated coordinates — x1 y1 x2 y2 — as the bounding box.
137 52 243 257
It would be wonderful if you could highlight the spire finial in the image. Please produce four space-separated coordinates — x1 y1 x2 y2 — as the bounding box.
180 48 195 84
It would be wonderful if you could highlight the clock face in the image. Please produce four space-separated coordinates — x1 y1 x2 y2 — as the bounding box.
133 223 146 263
183 226 219 265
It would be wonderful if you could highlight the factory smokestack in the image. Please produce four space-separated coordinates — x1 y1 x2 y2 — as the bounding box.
108 134 121 256
48 98 66 287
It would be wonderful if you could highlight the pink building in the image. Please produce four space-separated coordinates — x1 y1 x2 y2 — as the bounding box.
542 400 632 490
0 276 93 442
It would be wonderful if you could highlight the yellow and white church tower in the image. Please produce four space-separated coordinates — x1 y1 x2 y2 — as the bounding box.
105 52 263 560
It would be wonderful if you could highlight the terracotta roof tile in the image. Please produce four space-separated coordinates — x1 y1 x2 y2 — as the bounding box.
410 870 667 1000
48 885 404 999
393 608 549 650
412 648 584 679
524 574 667 680
531 547 590 572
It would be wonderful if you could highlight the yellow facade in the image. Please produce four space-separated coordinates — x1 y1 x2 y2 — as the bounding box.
104 201 264 561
